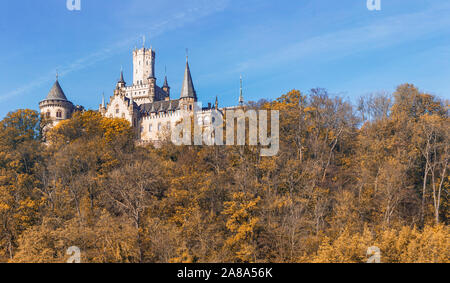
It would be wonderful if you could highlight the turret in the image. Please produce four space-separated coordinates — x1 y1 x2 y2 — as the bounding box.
39 74 74 127
162 68 170 99
179 56 197 111
99 92 106 114
115 68 126 96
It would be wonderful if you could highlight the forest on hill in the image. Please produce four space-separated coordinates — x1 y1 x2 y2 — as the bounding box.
0 83 448 263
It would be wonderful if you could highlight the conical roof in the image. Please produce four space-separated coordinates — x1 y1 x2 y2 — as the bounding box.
119 69 125 83
45 79 68 101
180 60 196 99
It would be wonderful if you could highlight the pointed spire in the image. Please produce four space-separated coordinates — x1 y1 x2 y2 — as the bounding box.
180 56 197 99
56 69 59 81
215 96 219 109
163 65 169 88
101 92 105 108
119 67 125 83
143 35 146 48
239 75 244 106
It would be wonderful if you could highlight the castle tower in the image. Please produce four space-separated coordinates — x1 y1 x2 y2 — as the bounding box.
163 75 170 100
133 40 155 85
179 56 197 111
147 72 157 103
118 68 126 87
39 75 74 126
114 68 126 96
99 92 106 114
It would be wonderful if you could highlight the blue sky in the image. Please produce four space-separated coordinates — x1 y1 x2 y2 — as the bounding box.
1 0 449 118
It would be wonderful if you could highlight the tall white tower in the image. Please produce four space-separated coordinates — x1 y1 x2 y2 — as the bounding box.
132 43 155 85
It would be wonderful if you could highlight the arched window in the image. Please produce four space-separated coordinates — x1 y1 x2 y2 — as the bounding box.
46 111 50 118
56 110 62 118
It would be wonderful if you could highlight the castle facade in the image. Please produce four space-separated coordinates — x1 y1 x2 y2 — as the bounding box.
39 43 244 143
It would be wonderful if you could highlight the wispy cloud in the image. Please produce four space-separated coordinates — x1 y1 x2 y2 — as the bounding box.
1 0 230 102
232 2 450 73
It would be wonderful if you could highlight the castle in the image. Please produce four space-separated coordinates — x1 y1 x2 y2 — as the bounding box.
39 43 244 143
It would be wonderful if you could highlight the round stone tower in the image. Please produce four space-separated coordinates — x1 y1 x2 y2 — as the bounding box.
39 76 74 127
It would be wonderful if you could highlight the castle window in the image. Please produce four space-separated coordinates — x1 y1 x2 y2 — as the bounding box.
56 110 62 118
116 109 119 114
46 111 50 118
149 124 152 132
